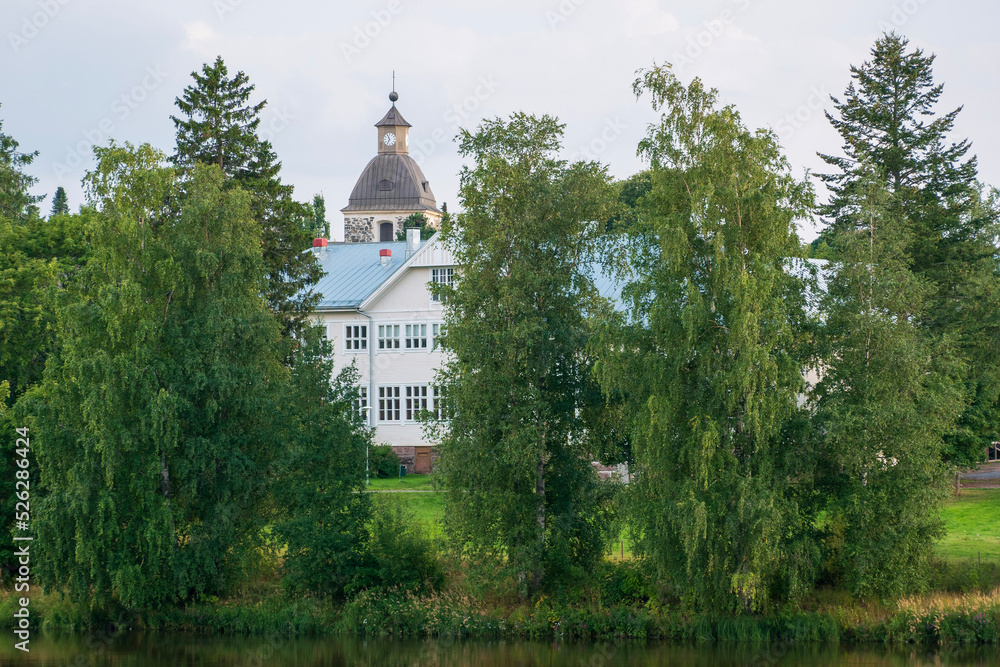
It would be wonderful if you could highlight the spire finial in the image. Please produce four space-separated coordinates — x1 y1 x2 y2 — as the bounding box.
389 71 398 106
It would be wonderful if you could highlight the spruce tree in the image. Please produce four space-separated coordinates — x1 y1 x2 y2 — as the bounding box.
595 65 817 612
49 186 69 216
434 113 616 597
819 33 1000 470
171 57 321 341
0 110 40 220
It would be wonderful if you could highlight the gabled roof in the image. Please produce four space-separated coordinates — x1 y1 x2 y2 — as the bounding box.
310 241 409 309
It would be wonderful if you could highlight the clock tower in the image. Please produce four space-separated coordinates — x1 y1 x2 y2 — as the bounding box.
377 91 410 154
341 90 441 243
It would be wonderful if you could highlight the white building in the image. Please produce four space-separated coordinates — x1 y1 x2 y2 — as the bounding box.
311 89 452 473
310 232 454 473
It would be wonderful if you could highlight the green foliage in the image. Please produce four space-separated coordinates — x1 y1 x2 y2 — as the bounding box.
349 495 444 595
304 193 328 238
171 56 322 343
272 344 370 598
22 144 289 610
819 33 1000 471
812 167 965 599
594 64 817 613
434 112 617 597
606 170 651 232
0 109 41 220
49 186 69 217
369 443 401 478
171 56 266 176
0 211 89 579
395 212 435 241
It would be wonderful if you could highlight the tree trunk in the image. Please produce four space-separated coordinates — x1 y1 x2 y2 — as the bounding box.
955 469 961 497
533 450 546 596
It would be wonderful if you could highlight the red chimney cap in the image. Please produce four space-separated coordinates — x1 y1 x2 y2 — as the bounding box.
379 248 392 257
313 237 328 247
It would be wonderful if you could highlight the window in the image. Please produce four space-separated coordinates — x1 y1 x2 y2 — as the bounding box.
432 385 445 421
431 267 454 302
378 324 400 350
317 322 328 340
379 222 394 242
405 324 427 350
378 386 400 421
405 385 428 420
345 324 367 351
356 386 368 417
432 323 445 351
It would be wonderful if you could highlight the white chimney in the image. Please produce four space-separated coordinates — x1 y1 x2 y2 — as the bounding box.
406 227 421 256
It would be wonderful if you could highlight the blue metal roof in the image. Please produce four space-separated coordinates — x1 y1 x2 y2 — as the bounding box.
310 241 409 309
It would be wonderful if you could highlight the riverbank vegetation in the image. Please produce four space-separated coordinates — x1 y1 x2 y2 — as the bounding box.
0 31 998 644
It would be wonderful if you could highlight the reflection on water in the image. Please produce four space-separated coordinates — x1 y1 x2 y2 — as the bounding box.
0 632 993 666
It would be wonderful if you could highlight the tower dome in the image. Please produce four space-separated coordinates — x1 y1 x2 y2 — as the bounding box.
341 91 441 243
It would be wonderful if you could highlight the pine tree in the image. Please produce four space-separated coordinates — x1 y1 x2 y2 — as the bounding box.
434 113 616 597
819 33 1000 471
594 65 817 612
171 57 321 341
813 167 964 598
49 186 69 216
0 110 41 221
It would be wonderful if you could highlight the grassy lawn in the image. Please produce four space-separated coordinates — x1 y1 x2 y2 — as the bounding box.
371 479 999 564
366 474 446 538
366 474 439 491
938 488 1000 562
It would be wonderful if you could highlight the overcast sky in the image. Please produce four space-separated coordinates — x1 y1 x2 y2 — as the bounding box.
2 0 997 242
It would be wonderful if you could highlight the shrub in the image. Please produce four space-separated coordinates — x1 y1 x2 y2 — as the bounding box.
348 495 444 595
369 444 402 478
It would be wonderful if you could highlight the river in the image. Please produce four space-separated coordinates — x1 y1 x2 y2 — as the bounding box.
0 632 995 665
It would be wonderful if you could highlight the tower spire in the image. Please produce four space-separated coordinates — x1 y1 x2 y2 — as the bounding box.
390 71 398 106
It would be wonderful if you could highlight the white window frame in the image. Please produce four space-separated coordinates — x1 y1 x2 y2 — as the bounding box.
356 386 368 417
432 385 445 421
405 385 429 421
431 267 454 303
378 386 401 422
378 324 401 350
431 323 445 351
405 323 428 350
344 324 367 353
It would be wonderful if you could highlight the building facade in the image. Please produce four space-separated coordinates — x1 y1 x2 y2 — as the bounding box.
310 231 454 473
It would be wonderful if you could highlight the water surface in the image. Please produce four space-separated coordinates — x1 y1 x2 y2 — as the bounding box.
0 632 994 666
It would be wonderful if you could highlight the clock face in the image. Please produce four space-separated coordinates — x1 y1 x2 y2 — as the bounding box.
383 132 396 146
